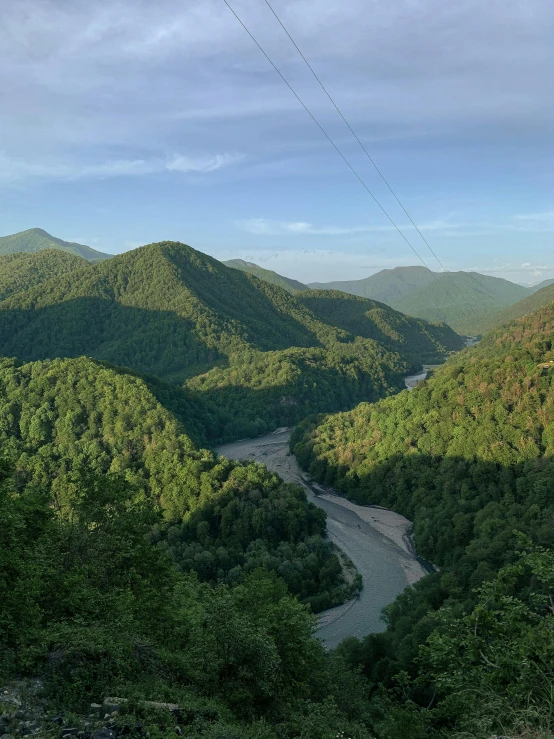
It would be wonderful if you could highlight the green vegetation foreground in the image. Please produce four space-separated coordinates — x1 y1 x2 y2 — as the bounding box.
292 302 554 737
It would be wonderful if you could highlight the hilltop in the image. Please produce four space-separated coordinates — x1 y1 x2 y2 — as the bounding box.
0 227 111 261
0 249 88 302
224 257 308 292
0 240 463 441
309 265 531 333
308 265 435 303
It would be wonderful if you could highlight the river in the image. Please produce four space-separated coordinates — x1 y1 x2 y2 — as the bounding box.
216 430 432 649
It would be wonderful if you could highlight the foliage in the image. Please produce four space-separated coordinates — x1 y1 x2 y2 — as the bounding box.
0 355 352 608
0 250 87 302
224 258 308 292
0 227 110 261
0 459 374 737
292 304 554 734
0 240 462 442
309 265 532 335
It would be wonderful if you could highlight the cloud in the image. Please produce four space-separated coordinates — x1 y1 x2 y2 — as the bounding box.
0 151 243 184
166 152 243 173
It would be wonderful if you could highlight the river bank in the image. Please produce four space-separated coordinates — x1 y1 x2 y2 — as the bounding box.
216 430 431 649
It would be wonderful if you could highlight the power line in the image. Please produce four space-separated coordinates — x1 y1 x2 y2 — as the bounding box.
261 0 476 311
222 0 456 303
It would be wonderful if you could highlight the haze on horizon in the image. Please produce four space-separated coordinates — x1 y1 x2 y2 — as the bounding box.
1 0 553 284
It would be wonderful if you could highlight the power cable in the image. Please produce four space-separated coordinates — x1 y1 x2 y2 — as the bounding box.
222 0 475 317
261 0 479 311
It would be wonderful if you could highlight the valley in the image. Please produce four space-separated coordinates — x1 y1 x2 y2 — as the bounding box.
217 428 432 649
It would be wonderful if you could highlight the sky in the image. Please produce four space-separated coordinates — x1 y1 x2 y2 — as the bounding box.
1 0 553 284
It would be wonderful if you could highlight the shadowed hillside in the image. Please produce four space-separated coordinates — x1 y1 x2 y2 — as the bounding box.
0 240 463 441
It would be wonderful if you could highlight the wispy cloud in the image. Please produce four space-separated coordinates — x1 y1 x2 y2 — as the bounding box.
0 151 243 184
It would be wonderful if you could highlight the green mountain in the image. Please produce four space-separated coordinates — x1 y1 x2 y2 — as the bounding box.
224 258 308 292
0 249 87 302
295 289 462 364
308 265 435 303
292 299 554 735
309 266 532 334
477 281 554 333
0 240 463 441
0 227 111 261
531 277 554 291
393 270 531 334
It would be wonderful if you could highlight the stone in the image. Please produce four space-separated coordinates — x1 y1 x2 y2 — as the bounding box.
92 729 116 739
61 729 80 737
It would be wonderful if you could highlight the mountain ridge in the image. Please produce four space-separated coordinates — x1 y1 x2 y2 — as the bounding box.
0 227 112 261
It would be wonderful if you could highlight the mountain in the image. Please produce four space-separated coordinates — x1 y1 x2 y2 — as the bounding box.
0 249 87 302
392 270 531 334
0 227 111 261
477 281 554 333
295 289 462 364
292 299 554 734
224 258 308 292
310 266 531 334
0 240 463 441
308 265 435 303
531 277 554 291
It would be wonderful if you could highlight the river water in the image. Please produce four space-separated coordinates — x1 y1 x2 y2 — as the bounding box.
216 430 432 649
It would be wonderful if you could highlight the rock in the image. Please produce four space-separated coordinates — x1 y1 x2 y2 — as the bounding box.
61 729 80 737
92 730 115 739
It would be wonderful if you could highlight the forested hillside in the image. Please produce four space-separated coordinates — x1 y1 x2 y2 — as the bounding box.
296 290 461 364
0 250 87 302
393 270 531 334
477 281 554 333
292 303 554 736
308 265 436 302
0 240 462 442
224 258 308 292
0 227 111 261
0 355 375 738
309 265 532 334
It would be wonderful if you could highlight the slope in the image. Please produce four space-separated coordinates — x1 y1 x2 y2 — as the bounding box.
296 289 463 363
0 227 111 261
308 265 435 303
224 258 308 292
292 301 554 734
0 249 88 302
477 281 554 333
0 240 463 441
392 270 531 334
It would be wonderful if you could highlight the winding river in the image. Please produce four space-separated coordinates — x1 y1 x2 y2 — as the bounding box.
216 348 481 648
216 430 433 649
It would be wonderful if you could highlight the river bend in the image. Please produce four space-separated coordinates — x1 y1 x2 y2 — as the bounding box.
216 430 431 649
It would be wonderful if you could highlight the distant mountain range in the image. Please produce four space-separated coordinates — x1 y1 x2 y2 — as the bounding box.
0 227 111 261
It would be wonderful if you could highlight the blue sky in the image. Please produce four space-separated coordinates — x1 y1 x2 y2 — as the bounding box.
1 0 553 284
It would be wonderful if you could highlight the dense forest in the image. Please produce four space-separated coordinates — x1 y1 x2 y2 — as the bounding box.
224 258 308 292
309 265 532 334
0 250 87 302
0 241 462 442
292 302 554 736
